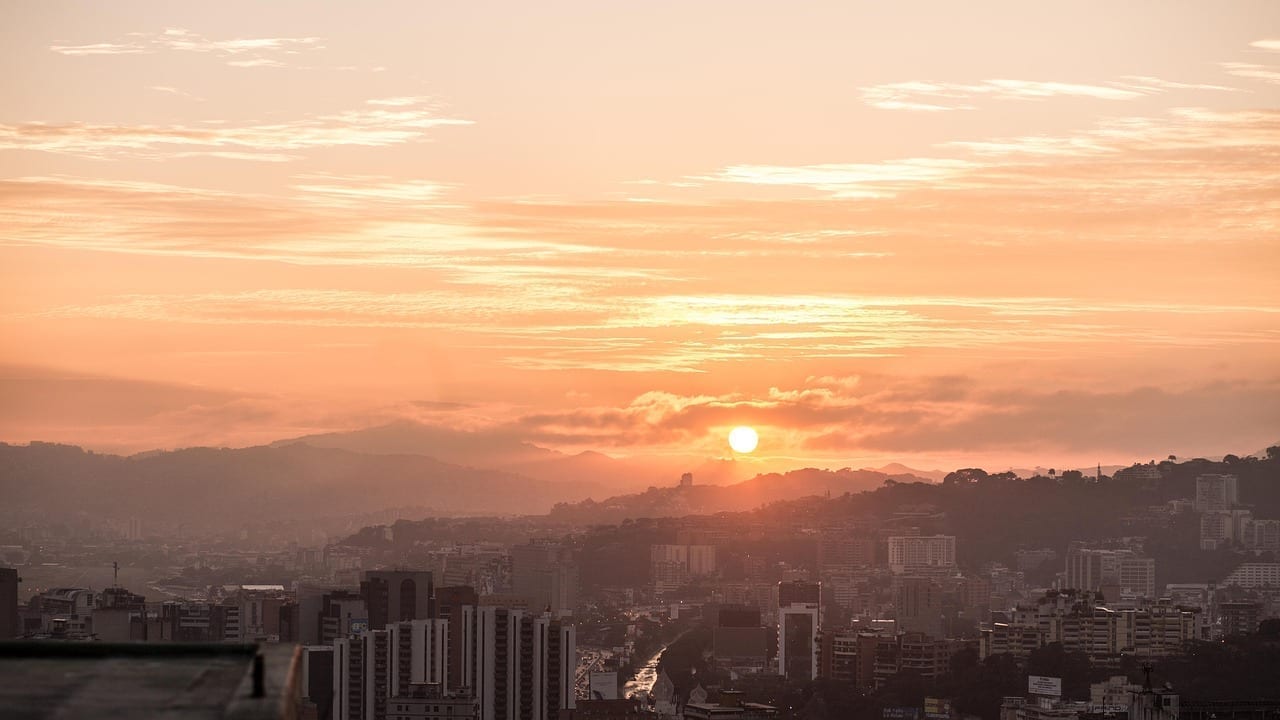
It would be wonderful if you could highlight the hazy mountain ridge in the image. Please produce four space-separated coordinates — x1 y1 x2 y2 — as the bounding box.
545 466 934 523
0 441 607 531
274 420 749 491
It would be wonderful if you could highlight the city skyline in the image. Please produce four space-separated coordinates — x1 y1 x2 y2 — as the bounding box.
2 2 1279 472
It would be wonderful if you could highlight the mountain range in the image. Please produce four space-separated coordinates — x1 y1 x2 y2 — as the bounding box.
0 422 956 533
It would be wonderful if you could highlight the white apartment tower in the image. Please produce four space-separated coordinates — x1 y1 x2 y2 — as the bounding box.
887 535 957 574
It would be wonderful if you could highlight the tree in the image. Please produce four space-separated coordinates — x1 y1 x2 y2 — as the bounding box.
1027 644 1091 700
944 468 989 485
1267 446 1280 462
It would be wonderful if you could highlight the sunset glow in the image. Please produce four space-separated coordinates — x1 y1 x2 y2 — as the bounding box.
2 2 1279 472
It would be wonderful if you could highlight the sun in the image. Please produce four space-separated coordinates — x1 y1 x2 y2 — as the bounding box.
728 426 759 454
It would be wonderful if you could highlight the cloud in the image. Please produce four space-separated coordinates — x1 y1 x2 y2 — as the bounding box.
859 75 1236 112
835 381 1280 457
500 375 1280 460
2 106 1276 376
21 288 1278 375
0 97 472 160
1251 39 1280 52
1221 62 1280 84
51 27 323 68
148 85 205 102
701 108 1280 206
698 158 975 197
50 42 149 56
290 173 453 206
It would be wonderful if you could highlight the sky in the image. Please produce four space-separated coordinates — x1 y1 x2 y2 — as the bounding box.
1 1 1279 473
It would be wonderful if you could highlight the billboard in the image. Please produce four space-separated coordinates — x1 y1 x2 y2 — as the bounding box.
883 708 921 720
924 697 952 720
1028 675 1062 697
590 671 619 700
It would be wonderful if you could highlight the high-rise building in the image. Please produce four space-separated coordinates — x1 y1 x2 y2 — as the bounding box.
510 543 578 616
1194 474 1239 513
887 536 956 574
159 601 215 642
279 601 301 643
712 605 769 674
362 571 434 630
1200 509 1253 550
434 585 479 693
321 590 369 644
335 602 570 712
1243 518 1280 551
817 629 859 682
388 682 480 720
986 593 1197 660
1222 562 1280 587
1116 556 1157 600
687 545 716 576
333 631 368 720
301 645 335 720
1219 601 1262 636
93 586 149 642
1 568 20 639
390 619 449 694
777 581 821 681
298 584 344 646
818 532 876 571
1065 548 1156 600
895 577 943 638
649 544 716 595
458 606 576 720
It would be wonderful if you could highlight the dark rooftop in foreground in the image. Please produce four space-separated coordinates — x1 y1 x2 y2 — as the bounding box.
0 642 300 720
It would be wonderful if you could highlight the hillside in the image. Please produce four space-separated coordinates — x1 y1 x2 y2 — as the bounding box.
274 420 746 491
545 466 934 523
0 441 607 532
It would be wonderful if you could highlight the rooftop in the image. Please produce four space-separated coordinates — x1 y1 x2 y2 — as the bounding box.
0 641 300 720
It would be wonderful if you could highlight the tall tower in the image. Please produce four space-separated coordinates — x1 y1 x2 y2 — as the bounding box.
777 580 821 681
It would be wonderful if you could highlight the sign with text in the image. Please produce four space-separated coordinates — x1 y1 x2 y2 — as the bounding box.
883 707 921 720
924 697 952 720
1028 675 1062 697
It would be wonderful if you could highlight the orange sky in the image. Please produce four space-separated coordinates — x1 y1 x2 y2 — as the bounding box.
2 1 1279 472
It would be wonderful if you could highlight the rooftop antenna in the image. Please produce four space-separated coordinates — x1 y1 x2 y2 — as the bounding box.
112 561 119 589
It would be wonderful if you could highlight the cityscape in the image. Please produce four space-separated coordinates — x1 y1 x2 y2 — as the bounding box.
3 2 1280 720
5 452 1280 719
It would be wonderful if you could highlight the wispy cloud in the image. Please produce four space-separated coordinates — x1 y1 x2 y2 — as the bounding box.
148 85 205 102
1222 62 1280 84
697 158 974 197
504 376 1280 457
1251 39 1280 52
51 27 323 68
22 288 1278 375
0 97 471 161
2 105 1277 376
861 75 1237 112
290 173 454 206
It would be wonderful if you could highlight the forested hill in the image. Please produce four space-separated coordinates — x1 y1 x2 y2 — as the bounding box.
556 451 1280 592
544 466 934 523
